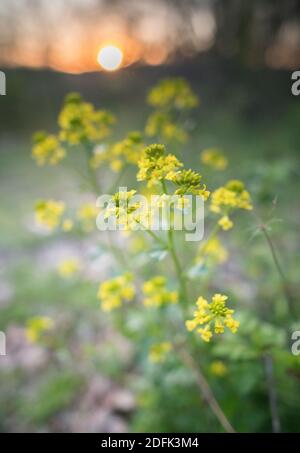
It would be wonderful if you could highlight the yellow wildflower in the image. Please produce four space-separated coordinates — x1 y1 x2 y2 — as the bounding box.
218 215 233 231
103 190 143 230
145 111 187 143
147 78 198 110
201 148 228 171
77 201 99 231
58 93 115 145
26 316 54 343
143 276 178 307
210 360 228 377
210 180 252 214
185 293 240 342
62 219 74 232
32 132 65 166
168 169 210 200
197 236 228 265
137 144 183 187
90 131 144 171
98 273 135 311
149 342 172 363
35 199 65 230
198 325 213 342
58 258 80 278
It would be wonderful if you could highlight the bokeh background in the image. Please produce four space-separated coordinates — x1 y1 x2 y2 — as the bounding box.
0 0 300 433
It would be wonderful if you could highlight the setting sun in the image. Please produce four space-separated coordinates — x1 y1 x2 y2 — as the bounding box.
97 45 123 71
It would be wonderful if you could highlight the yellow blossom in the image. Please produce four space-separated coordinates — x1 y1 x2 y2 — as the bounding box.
58 258 80 278
90 131 144 171
62 219 74 232
168 169 210 200
103 190 144 230
197 237 228 265
143 276 178 307
58 93 115 145
137 144 183 187
198 325 213 342
145 112 188 143
149 342 172 363
97 273 135 311
26 316 54 344
77 201 99 231
218 215 233 231
35 199 65 230
147 78 198 110
201 148 228 171
186 293 240 342
32 132 65 166
210 180 252 214
210 360 228 377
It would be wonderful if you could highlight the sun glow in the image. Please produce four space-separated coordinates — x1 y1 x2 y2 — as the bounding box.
97 45 123 71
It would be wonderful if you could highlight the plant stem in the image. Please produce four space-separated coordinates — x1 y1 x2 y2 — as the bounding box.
84 143 101 194
167 227 189 304
160 179 189 304
260 224 295 318
263 354 281 433
176 344 236 433
108 165 128 194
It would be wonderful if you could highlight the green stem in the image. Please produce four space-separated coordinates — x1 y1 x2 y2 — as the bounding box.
260 224 295 318
84 143 101 194
176 344 236 433
167 227 189 305
108 165 128 194
160 179 189 305
135 219 168 248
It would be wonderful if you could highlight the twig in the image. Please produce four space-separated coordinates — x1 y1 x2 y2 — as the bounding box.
263 354 281 433
260 224 295 318
176 345 236 433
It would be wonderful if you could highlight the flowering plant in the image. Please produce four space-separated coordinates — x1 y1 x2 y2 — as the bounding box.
29 78 295 433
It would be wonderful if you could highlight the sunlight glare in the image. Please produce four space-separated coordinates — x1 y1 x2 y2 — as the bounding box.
97 45 123 71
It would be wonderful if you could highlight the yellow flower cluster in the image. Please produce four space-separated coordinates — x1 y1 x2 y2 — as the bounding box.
201 148 228 171
197 237 228 265
211 180 252 213
77 201 99 231
35 199 65 230
168 169 210 200
103 190 143 230
186 294 239 342
90 131 144 172
26 316 54 344
146 78 198 144
145 111 188 144
58 93 115 145
97 273 135 311
62 219 74 232
143 276 178 307
58 258 80 278
149 342 172 363
210 360 228 377
32 132 65 166
147 78 198 110
137 144 183 187
210 180 252 230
